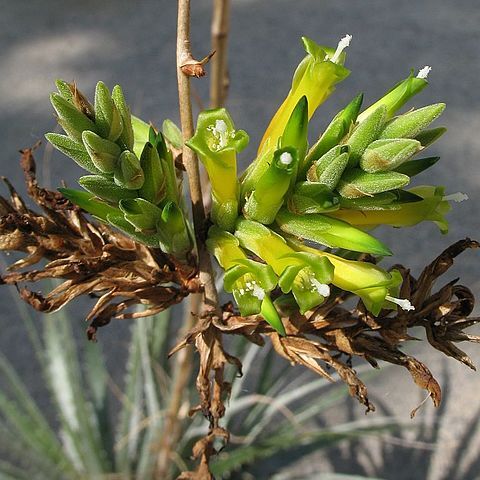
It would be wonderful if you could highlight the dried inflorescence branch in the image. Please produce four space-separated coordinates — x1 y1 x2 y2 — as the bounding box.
0 147 200 340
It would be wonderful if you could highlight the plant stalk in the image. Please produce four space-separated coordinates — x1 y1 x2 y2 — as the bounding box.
155 1 223 477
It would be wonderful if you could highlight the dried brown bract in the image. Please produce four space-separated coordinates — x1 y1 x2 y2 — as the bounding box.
0 147 201 340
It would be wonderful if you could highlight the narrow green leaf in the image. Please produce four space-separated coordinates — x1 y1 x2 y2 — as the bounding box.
79 175 138 203
45 133 102 174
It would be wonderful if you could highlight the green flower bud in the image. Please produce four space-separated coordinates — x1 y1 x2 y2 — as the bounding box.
313 151 350 190
275 208 392 255
415 127 446 147
357 69 430 124
82 130 121 174
119 198 162 233
304 93 363 168
94 81 123 141
394 156 440 177
337 169 410 199
307 145 347 181
346 105 387 167
360 138 421 173
50 93 98 142
138 142 166 205
187 108 249 231
288 182 340 215
112 85 134 151
78 175 137 203
162 119 183 149
243 147 298 224
58 188 121 221
379 103 445 139
45 133 102 174
114 151 145 190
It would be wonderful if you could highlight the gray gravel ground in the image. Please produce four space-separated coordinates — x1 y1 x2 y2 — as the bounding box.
1 1 479 478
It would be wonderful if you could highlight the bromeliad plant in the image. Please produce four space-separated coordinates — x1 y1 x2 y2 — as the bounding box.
44 37 460 334
0 8 479 478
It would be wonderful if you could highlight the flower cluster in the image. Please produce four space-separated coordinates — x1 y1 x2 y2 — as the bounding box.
187 36 463 333
47 36 464 335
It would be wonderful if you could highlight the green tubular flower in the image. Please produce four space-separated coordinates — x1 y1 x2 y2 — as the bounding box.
356 67 431 124
275 208 392 256
329 185 453 233
243 147 298 224
234 219 334 314
289 239 410 316
258 36 350 156
206 227 284 334
304 93 363 170
242 37 351 195
187 108 249 231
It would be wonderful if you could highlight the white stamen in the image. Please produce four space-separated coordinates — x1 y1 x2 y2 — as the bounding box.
310 278 331 297
210 119 229 150
330 34 352 63
416 66 432 79
443 192 469 203
239 288 245 295
251 283 266 300
279 152 293 166
385 295 415 311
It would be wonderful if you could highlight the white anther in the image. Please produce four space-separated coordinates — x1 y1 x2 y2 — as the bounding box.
330 34 352 63
210 119 229 150
310 278 330 297
443 192 469 203
251 283 266 300
279 152 293 166
416 66 432 79
385 295 415 311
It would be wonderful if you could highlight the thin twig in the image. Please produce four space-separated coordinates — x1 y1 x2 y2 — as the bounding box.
210 0 231 108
